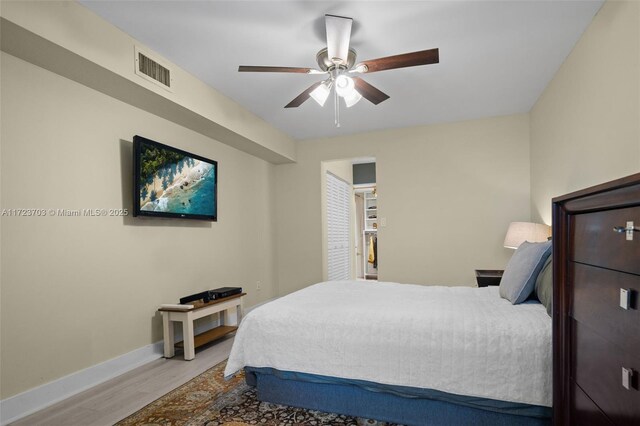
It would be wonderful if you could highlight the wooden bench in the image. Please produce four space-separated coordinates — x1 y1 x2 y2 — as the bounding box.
158 293 245 360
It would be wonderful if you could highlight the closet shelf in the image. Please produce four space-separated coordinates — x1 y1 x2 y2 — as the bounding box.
360 188 378 281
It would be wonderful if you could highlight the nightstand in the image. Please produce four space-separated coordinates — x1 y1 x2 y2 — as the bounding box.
475 270 504 287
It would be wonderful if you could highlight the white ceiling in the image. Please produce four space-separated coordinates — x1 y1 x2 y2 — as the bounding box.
80 1 603 141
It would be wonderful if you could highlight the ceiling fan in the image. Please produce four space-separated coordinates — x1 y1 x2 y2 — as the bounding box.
239 14 439 127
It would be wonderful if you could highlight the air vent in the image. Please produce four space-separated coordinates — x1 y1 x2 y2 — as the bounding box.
134 47 173 91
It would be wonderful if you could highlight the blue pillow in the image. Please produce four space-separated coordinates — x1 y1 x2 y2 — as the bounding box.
535 255 553 316
499 241 552 304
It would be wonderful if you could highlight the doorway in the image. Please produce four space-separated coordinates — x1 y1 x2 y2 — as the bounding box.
353 161 377 281
355 186 378 280
322 158 377 282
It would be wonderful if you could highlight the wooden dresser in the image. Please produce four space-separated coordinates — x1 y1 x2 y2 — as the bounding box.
553 173 640 426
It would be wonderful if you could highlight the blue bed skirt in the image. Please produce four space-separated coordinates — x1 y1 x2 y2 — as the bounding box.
245 367 551 426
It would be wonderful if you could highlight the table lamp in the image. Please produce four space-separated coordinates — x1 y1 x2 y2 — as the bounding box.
503 222 551 249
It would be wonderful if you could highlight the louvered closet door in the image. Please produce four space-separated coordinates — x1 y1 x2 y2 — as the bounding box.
327 172 351 281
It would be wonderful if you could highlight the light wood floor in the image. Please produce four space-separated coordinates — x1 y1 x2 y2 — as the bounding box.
11 337 235 426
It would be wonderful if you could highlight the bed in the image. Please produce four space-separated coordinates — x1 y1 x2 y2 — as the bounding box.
224 281 552 426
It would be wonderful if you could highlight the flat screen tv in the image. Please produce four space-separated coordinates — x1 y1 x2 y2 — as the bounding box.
133 135 217 221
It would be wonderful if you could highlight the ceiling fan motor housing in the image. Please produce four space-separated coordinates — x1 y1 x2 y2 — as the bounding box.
316 48 358 71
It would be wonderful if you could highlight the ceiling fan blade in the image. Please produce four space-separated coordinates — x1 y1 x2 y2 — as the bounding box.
353 77 390 105
325 14 353 65
239 66 316 73
284 82 323 108
357 48 439 73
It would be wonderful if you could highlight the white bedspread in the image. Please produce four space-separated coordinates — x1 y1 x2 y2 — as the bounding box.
225 281 552 407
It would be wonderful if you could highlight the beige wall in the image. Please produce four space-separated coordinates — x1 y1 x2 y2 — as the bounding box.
0 53 278 398
530 0 640 224
275 114 531 295
0 1 295 163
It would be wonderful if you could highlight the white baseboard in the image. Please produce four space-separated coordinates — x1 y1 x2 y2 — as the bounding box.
0 341 164 425
0 297 278 425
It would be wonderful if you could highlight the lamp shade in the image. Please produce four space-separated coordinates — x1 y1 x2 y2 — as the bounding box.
503 222 551 249
310 82 331 106
343 90 362 107
335 75 355 97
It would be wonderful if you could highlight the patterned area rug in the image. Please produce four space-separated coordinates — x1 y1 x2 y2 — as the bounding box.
116 360 397 426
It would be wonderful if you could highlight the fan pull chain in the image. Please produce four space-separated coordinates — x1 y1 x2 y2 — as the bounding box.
334 86 340 127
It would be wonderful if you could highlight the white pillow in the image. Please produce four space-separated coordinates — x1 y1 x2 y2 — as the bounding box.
499 241 552 304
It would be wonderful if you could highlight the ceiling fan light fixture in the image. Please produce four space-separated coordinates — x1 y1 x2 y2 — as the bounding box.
335 75 355 98
310 81 332 106
343 90 362 108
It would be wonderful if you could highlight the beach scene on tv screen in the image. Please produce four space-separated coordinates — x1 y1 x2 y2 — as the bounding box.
138 143 215 217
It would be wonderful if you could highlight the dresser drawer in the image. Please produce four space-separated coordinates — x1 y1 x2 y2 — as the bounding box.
571 381 614 426
572 319 640 425
572 262 640 355
571 207 640 275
